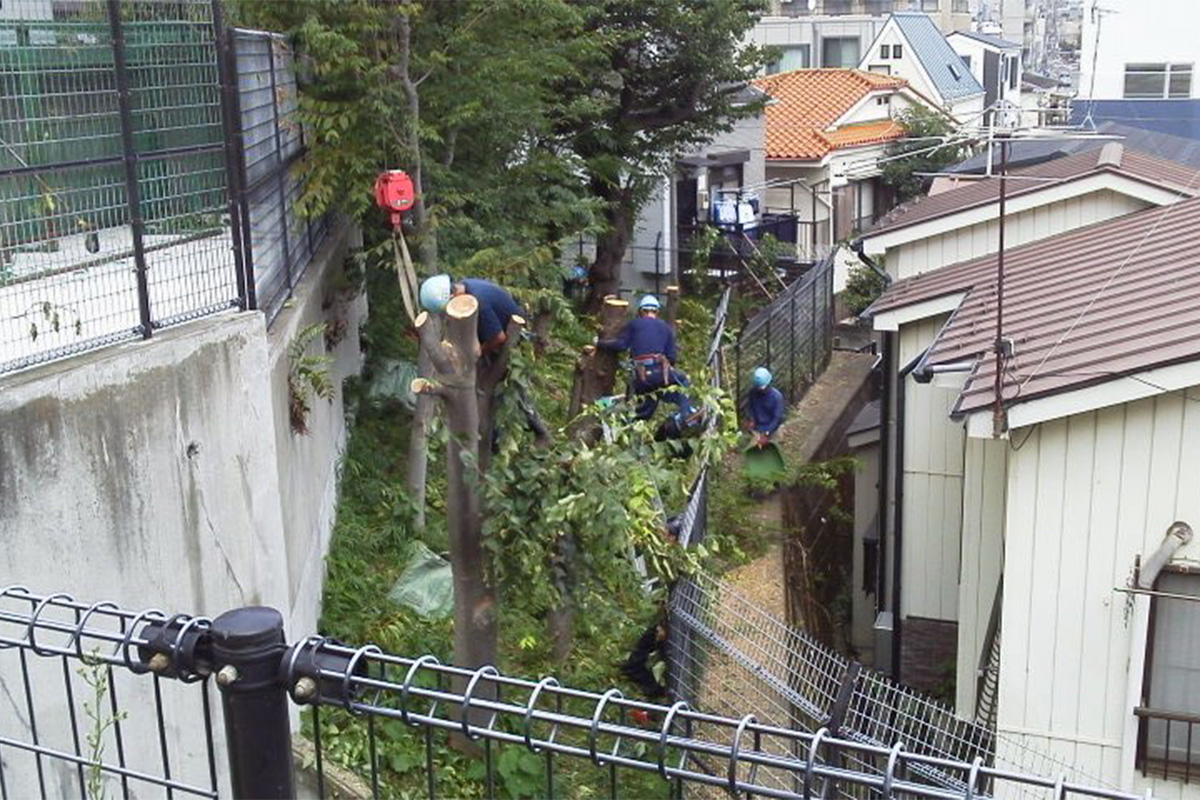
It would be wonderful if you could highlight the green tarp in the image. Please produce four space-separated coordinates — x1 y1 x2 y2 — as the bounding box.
387 542 453 619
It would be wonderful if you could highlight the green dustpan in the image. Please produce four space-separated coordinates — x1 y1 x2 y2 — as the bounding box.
742 441 787 483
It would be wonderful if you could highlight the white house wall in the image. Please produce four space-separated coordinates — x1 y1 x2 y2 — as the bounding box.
890 189 1152 280
1079 0 1200 100
956 436 1008 715
899 314 964 623
996 394 1200 797
862 21 943 107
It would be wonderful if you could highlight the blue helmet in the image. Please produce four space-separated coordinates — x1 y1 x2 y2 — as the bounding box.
752 367 772 388
638 295 661 312
419 274 452 313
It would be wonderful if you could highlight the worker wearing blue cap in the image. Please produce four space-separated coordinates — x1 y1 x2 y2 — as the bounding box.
420 274 522 356
420 273 548 442
599 295 691 420
746 367 785 447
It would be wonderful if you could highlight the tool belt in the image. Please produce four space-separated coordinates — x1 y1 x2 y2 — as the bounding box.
632 353 670 389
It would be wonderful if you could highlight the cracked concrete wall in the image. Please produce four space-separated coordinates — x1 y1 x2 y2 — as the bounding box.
0 223 362 797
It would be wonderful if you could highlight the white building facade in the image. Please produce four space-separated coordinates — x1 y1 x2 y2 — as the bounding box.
1079 0 1200 100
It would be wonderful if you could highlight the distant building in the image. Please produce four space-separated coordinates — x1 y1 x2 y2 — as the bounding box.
947 30 1023 126
1020 71 1072 126
1079 0 1200 101
752 68 943 285
860 12 986 122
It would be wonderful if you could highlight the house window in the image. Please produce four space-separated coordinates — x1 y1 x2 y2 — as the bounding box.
768 44 811 74
1137 571 1200 781
869 65 892 76
1124 63 1194 99
880 44 890 59
822 37 861 68
1009 55 1019 90
952 0 970 10
961 54 972 71
893 44 902 60
921 0 939 10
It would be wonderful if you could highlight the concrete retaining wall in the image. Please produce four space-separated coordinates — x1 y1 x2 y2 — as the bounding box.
0 221 363 797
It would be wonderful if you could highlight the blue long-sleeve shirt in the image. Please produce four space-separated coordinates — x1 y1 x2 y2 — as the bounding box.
461 278 522 344
599 316 677 363
749 386 785 435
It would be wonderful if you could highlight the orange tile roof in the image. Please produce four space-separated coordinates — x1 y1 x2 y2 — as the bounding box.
751 69 909 161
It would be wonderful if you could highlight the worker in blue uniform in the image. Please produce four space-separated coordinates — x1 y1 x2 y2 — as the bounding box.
420 274 521 355
598 295 692 420
420 274 548 441
746 367 785 447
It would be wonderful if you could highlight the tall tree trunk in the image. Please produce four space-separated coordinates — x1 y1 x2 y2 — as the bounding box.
587 184 635 308
393 4 440 526
412 299 497 730
550 297 630 662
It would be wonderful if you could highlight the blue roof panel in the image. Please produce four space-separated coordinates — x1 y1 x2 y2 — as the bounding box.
1070 100 1200 142
892 12 985 103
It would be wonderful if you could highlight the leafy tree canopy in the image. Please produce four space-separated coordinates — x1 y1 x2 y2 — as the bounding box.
880 106 966 203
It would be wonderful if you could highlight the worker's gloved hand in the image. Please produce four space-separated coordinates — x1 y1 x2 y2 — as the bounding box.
755 432 769 449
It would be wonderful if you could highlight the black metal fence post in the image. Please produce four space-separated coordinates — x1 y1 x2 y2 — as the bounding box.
789 291 797 404
809 276 817 380
266 37 293 297
106 0 153 338
212 0 250 310
209 606 294 799
227 30 258 310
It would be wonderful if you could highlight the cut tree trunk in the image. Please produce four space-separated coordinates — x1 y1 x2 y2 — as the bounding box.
566 297 629 438
411 300 497 731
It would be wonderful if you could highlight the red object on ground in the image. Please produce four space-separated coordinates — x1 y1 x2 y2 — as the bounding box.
374 170 416 229
631 709 651 726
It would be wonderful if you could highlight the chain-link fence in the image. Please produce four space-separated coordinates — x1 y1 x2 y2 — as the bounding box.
0 0 245 374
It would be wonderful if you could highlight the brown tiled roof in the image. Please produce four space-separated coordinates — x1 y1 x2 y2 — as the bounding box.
751 69 908 161
863 144 1199 238
866 193 1200 417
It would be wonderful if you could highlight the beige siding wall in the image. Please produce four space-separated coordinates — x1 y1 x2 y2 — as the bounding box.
956 437 1008 715
899 314 965 622
996 394 1200 794
891 190 1152 280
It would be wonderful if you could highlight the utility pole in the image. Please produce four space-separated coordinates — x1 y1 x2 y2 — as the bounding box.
992 133 1009 438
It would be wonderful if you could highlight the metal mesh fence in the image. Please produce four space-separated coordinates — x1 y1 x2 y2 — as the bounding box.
733 249 835 418
230 28 331 325
668 559 1121 799
0 0 243 374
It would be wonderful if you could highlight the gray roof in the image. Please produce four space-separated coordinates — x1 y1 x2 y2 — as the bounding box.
866 195 1200 417
947 121 1200 174
891 13 985 103
948 30 1021 50
1022 72 1069 90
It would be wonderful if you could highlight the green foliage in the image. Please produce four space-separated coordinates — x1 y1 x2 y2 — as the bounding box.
841 263 889 318
234 0 598 269
288 322 335 435
880 106 967 202
78 655 126 800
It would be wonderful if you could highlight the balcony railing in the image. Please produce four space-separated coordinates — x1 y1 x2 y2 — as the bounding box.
1136 706 1200 784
